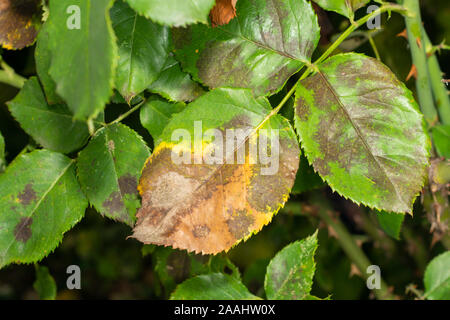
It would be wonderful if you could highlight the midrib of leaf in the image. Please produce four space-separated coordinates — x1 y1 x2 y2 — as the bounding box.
316 71 409 209
217 23 309 65
0 159 75 263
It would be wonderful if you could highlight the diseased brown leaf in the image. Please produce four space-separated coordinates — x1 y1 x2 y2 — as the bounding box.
0 0 41 50
210 0 237 27
131 88 299 255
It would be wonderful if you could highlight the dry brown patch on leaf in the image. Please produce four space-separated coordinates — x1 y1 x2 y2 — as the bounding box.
132 126 299 254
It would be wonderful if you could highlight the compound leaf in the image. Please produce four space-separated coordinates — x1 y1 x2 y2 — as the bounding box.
424 251 450 300
265 231 318 300
111 0 170 103
77 123 150 226
0 150 87 268
294 53 430 213
125 0 215 27
173 0 320 97
8 77 96 154
46 0 117 120
170 273 259 300
132 88 300 254
0 0 41 49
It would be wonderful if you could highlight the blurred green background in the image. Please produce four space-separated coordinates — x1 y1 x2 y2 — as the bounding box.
0 0 448 299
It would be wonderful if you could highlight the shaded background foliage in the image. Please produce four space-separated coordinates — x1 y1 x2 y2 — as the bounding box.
0 0 448 299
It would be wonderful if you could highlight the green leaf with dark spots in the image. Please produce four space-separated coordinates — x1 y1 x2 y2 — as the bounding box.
376 211 404 240
140 98 185 141
173 0 320 97
111 0 170 103
8 77 98 154
424 251 450 300
125 0 215 27
0 0 41 50
170 273 260 300
294 53 430 213
148 56 204 103
33 264 57 300
77 123 150 225
45 0 117 120
314 0 370 19
432 125 450 159
264 231 318 300
0 150 87 268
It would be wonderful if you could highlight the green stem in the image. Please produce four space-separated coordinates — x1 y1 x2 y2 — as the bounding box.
422 27 450 125
310 194 396 300
400 0 438 126
0 59 26 89
107 99 146 126
368 33 381 61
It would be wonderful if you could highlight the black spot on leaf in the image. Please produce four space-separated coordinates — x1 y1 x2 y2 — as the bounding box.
14 217 33 243
18 183 36 205
102 191 124 214
118 173 138 195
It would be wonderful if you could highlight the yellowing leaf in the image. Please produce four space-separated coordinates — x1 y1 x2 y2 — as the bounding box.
132 88 299 254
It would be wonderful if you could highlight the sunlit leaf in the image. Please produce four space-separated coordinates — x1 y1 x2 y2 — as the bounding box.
294 53 430 213
132 88 300 254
